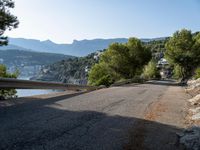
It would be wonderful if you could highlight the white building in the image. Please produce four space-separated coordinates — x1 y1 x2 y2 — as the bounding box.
158 58 169 66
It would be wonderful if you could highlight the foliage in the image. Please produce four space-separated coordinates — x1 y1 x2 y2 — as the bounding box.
0 0 19 46
145 39 168 60
172 65 182 79
88 38 152 86
88 63 115 86
165 29 200 80
0 64 18 99
145 39 166 52
35 52 99 83
143 60 160 79
194 68 200 79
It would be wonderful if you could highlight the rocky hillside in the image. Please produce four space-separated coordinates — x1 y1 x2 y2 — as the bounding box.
180 78 200 149
32 39 168 84
0 49 73 66
0 49 74 77
32 51 101 84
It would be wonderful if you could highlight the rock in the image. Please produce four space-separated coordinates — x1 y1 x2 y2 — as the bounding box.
179 126 200 150
192 112 200 120
188 94 200 105
189 107 200 114
187 78 200 86
186 78 200 96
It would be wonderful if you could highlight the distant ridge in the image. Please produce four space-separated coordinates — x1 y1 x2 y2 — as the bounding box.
0 37 167 56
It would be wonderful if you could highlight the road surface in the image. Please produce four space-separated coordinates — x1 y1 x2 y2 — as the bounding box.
0 80 189 150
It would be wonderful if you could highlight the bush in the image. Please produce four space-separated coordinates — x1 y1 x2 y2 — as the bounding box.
143 60 160 79
0 64 19 100
88 63 115 86
95 75 114 87
172 65 182 79
194 68 200 79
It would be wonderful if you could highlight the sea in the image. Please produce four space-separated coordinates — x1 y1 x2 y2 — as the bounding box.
16 77 57 97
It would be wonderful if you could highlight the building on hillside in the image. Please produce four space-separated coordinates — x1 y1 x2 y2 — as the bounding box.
157 58 169 68
157 58 172 79
93 50 103 61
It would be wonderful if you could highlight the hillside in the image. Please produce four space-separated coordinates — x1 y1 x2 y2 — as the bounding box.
32 38 169 84
0 49 73 66
0 49 74 77
33 38 168 84
32 52 100 84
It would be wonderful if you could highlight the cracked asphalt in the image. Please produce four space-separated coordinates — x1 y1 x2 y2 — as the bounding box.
0 80 189 150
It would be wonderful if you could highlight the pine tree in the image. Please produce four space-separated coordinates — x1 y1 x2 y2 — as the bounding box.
0 0 19 46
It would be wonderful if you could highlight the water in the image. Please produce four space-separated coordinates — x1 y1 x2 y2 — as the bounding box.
17 89 55 97
16 77 57 97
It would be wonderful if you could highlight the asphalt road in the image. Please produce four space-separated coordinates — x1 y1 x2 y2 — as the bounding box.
0 80 189 150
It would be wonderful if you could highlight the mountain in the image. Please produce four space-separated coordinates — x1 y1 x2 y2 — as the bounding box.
0 49 73 66
0 49 74 77
0 44 28 51
0 38 128 56
0 37 168 56
32 52 99 84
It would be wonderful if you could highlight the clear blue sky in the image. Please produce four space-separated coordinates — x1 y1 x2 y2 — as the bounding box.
5 0 200 43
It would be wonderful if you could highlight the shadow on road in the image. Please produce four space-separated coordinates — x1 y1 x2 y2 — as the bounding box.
0 90 185 150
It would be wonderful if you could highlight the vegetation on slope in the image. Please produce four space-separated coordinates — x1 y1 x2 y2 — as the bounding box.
34 52 99 83
142 60 160 80
34 30 200 86
0 64 18 100
165 29 200 81
88 38 152 86
0 0 19 99
0 49 74 66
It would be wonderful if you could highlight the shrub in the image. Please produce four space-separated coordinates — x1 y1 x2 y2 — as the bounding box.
194 68 200 79
143 60 160 80
0 64 19 100
172 65 182 79
88 63 115 86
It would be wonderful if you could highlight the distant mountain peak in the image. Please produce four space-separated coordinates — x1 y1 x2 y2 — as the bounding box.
43 39 54 44
0 37 167 57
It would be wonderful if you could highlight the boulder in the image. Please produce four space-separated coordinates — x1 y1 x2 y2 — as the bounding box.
192 112 200 120
188 94 200 105
189 107 200 114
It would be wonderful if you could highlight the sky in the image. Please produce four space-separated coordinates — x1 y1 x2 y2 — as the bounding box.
5 0 200 44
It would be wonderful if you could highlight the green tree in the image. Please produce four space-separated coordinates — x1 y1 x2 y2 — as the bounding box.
0 64 18 100
0 0 18 99
165 29 200 81
88 38 152 86
194 68 200 79
143 60 160 79
0 0 19 46
172 65 182 79
88 62 115 86
101 38 151 78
